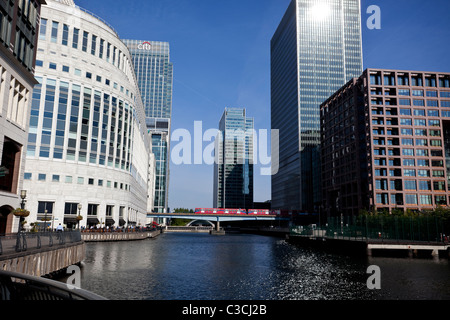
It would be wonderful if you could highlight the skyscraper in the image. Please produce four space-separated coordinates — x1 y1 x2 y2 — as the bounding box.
123 40 173 213
214 108 254 210
271 0 363 212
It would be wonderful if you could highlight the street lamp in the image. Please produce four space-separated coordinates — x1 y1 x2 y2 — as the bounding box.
17 190 27 233
20 190 27 209
44 209 48 232
77 203 82 229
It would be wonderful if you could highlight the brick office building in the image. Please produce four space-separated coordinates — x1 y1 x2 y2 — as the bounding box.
321 68 450 217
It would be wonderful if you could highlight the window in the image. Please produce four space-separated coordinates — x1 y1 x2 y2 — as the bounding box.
401 139 414 146
24 173 32 180
413 108 425 117
415 139 428 146
88 178 94 185
72 28 79 49
414 119 426 126
441 101 450 108
416 149 428 156
86 72 92 79
415 129 427 136
77 177 84 184
64 203 79 215
38 173 46 181
427 100 439 107
82 31 89 52
419 181 432 191
62 24 69 46
428 110 439 117
419 195 432 205
399 99 411 106
38 201 54 214
405 194 418 205
418 170 430 177
400 109 411 116
434 181 446 191
62 65 69 72
39 18 47 40
404 169 416 177
413 100 425 107
51 21 58 43
426 91 438 97
52 175 60 182
88 204 98 216
65 176 73 183
430 140 442 147
398 89 410 96
401 128 413 135
432 170 445 178
417 159 429 167
435 196 447 205
376 193 389 205
402 149 414 156
91 35 97 55
106 205 113 217
403 159 415 167
49 62 57 70
400 118 412 126
429 120 440 127
404 180 417 191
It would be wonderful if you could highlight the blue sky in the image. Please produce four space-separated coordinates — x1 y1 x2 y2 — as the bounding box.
76 0 450 210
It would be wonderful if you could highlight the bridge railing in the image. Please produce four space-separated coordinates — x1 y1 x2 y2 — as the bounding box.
0 270 106 300
0 231 82 256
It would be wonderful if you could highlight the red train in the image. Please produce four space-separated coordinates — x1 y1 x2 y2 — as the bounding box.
194 208 271 216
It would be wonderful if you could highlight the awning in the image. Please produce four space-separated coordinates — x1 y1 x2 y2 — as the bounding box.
87 218 100 225
119 218 126 226
64 216 78 224
105 218 115 225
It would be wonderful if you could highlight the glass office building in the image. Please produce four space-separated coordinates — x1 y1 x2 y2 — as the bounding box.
214 108 254 209
271 0 363 212
123 40 173 213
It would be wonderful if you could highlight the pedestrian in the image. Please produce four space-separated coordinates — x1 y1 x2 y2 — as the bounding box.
56 223 64 232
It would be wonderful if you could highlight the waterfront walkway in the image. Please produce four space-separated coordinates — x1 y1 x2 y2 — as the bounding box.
81 229 160 242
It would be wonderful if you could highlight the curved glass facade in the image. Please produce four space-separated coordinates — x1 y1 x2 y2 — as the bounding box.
23 0 152 229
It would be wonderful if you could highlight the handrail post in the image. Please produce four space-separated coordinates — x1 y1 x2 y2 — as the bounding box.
15 233 22 252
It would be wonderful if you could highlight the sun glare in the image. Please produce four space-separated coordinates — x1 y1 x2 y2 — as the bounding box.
310 3 331 21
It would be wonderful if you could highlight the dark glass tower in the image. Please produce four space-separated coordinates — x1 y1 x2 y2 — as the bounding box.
214 108 254 209
124 40 173 213
271 0 363 212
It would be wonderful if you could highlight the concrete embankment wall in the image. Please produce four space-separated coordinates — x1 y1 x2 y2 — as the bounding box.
0 242 85 278
82 230 160 242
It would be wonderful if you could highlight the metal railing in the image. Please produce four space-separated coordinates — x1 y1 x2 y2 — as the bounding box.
0 231 82 256
0 270 107 300
291 215 449 244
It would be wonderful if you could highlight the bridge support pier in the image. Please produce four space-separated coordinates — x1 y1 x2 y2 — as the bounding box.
209 218 225 235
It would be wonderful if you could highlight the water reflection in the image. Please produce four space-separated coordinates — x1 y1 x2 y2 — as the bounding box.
79 233 450 300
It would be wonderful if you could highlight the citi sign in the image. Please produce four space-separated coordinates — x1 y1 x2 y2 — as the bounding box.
138 41 152 50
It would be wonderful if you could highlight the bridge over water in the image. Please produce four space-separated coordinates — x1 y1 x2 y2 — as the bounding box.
147 213 289 234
